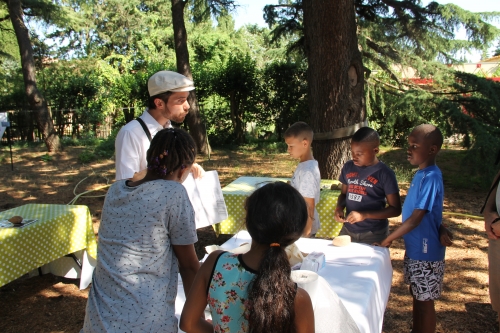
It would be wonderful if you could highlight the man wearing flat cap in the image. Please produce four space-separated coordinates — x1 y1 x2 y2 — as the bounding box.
115 71 204 181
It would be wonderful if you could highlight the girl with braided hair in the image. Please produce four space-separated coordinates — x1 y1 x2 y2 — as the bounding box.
180 182 314 333
83 128 200 333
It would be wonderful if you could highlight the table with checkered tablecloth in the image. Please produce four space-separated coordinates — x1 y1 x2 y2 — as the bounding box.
0 204 97 289
213 177 343 238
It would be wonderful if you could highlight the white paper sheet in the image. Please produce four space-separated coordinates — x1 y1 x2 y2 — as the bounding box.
182 170 228 229
0 112 7 140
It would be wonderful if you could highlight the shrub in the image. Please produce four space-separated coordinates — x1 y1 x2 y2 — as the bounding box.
79 150 95 163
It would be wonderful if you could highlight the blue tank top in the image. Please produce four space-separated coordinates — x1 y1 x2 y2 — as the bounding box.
207 252 257 333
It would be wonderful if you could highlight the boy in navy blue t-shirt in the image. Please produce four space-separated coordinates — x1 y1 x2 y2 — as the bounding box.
376 124 452 333
335 127 402 244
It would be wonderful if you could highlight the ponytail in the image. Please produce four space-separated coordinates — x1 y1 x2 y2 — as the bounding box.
248 246 297 333
244 182 308 333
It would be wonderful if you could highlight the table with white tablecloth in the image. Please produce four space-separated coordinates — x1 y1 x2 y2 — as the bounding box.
175 231 393 333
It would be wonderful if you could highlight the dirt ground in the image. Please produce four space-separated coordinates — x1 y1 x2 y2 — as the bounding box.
0 144 498 333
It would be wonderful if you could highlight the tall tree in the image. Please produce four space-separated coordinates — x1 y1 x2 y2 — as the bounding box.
170 0 236 153
304 0 364 178
4 0 61 151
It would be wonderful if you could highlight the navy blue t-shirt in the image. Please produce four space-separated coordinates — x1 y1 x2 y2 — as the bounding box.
339 160 399 233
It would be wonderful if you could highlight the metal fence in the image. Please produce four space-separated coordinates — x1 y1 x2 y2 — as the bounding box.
0 109 113 143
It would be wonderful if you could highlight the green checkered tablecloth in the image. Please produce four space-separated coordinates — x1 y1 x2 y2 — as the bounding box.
213 177 343 238
0 204 97 287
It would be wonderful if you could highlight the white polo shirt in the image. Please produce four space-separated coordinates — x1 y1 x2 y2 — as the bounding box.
115 110 171 180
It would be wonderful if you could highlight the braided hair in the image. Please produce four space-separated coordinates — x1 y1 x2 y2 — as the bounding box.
146 128 196 177
244 182 308 333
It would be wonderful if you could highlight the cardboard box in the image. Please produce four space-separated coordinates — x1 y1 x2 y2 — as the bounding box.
300 251 325 272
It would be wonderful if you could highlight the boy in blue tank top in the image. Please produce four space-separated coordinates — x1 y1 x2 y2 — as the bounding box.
376 124 452 333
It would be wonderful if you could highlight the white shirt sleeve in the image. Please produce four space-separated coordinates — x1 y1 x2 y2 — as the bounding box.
115 128 144 180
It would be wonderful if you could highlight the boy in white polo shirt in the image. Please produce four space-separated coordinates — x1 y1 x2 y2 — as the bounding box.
284 121 321 237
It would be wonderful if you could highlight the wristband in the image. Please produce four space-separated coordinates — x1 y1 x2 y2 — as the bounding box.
492 217 500 225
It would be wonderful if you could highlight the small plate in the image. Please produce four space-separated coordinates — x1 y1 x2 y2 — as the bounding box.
0 220 14 228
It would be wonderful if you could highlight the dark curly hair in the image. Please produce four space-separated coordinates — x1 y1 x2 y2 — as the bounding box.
146 127 196 177
244 182 308 333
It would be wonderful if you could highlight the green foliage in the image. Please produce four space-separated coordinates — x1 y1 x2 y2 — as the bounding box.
94 131 118 159
0 59 26 110
1 0 291 148
494 41 500 57
262 59 309 139
237 139 288 157
266 0 500 185
77 131 116 164
366 68 500 186
200 103 235 145
60 137 81 147
61 126 116 164
1 0 497 187
40 153 52 162
0 3 19 62
78 150 95 163
208 52 260 142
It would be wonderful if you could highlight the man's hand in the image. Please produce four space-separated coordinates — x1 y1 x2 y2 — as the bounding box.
131 169 147 182
439 225 453 246
191 163 205 179
492 219 500 237
373 238 392 248
334 208 346 223
485 213 500 240
345 211 364 224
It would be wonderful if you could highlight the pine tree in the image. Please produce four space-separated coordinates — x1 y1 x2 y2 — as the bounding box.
494 41 500 57
265 0 500 181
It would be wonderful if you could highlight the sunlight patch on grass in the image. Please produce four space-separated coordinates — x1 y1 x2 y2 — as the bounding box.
12 178 30 184
38 167 60 172
52 182 70 187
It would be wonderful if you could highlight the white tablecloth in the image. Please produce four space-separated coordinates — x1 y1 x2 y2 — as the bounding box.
176 231 392 333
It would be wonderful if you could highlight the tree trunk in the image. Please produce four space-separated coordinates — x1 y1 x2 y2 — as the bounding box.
229 91 244 144
303 0 365 179
7 0 60 152
171 0 210 154
123 107 135 123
